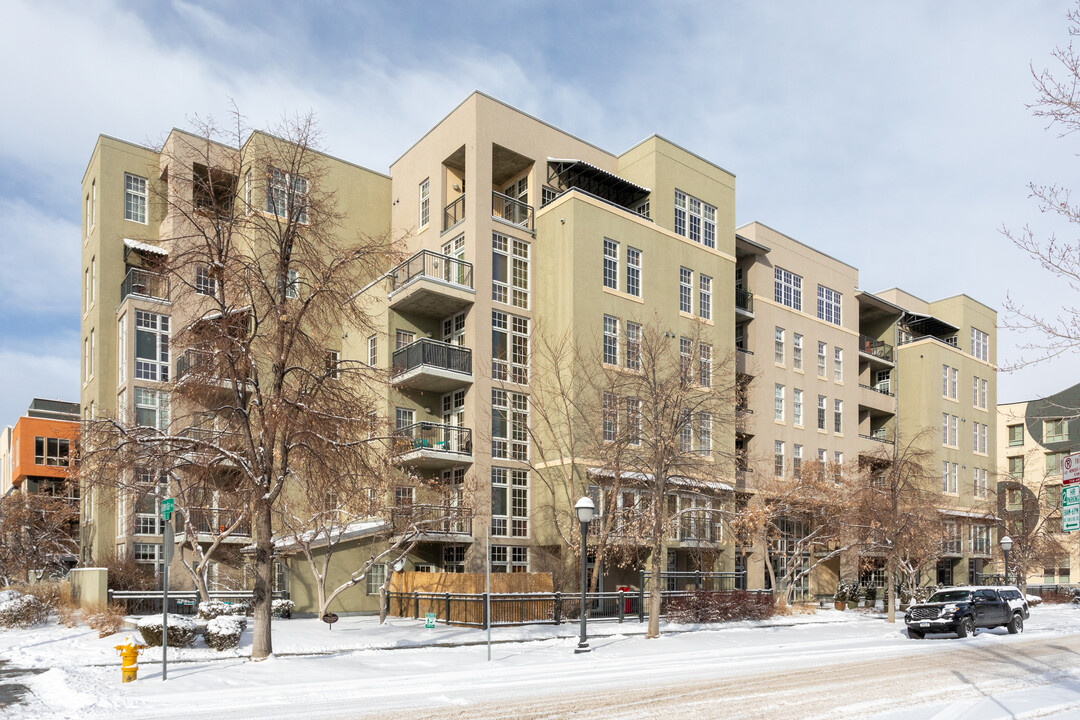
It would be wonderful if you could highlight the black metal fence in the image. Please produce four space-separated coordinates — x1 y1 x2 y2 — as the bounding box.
395 422 472 455
390 504 473 536
444 195 465 231
735 288 753 313
491 191 533 229
121 268 169 302
390 249 474 292
392 339 472 377
107 590 288 616
859 335 894 362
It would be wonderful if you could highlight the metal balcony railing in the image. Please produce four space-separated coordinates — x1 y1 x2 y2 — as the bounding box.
176 349 249 383
177 425 241 447
491 191 533 229
677 516 720 543
390 504 473 536
182 507 251 537
858 383 895 397
395 422 472 456
389 250 473 292
940 538 962 555
443 195 465 231
735 288 753 313
392 339 472 377
858 432 895 445
859 335 894 362
121 268 169 302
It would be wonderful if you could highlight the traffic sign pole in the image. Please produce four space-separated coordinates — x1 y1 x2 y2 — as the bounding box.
160 497 174 681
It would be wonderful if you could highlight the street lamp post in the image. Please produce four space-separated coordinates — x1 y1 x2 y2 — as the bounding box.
1000 535 1013 586
574 496 595 654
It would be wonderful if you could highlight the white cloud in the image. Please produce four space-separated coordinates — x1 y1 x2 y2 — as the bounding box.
0 199 80 316
0 345 80 426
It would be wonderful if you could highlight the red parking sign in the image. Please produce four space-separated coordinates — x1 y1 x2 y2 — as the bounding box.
1065 453 1080 486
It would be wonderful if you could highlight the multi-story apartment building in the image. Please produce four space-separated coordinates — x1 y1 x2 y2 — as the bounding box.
998 381 1080 586
5 399 80 498
79 92 1001 612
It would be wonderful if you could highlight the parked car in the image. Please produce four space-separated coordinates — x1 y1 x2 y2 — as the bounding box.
904 586 1025 639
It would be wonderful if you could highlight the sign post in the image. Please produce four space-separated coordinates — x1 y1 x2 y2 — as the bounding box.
160 498 175 681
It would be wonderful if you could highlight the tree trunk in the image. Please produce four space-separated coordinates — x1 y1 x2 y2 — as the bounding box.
886 552 896 623
646 491 665 639
250 495 274 660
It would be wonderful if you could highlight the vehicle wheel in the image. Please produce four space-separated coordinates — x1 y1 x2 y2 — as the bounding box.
956 616 974 638
1007 613 1023 634
908 629 924 639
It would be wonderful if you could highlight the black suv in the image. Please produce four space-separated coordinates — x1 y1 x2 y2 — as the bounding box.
904 586 1028 639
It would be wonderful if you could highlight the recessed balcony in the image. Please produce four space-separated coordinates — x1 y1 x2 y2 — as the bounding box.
121 268 169 303
391 339 473 393
390 504 473 540
858 383 896 417
859 335 894 367
735 289 754 319
735 347 754 375
388 250 474 319
491 191 533 231
393 422 473 470
176 507 252 543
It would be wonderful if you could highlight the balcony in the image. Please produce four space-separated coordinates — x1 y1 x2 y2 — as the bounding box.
940 538 962 557
858 335 894 366
735 289 754 319
859 431 895 446
388 250 475 318
736 347 754 375
393 422 473 469
676 516 720 545
491 191 533 231
390 504 473 540
735 407 754 437
176 349 250 388
121 268 169 303
391 339 473 393
443 195 465 232
178 507 251 541
858 383 896 417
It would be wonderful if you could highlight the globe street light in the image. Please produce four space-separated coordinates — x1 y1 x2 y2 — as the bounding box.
574 496 596 654
1000 535 1013 585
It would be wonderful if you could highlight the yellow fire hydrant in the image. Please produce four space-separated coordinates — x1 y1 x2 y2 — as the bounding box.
115 636 144 683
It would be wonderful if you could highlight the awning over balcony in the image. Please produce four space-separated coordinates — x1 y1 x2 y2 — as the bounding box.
124 237 168 255
587 467 733 493
901 311 958 338
547 159 650 210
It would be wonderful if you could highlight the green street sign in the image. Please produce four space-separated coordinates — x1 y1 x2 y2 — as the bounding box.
425 612 436 629
1063 486 1079 533
160 497 175 520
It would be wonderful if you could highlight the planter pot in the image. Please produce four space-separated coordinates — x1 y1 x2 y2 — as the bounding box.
834 601 845 611
847 601 858 610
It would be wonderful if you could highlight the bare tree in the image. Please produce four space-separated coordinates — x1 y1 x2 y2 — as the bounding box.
0 485 79 585
80 109 403 660
996 459 1070 591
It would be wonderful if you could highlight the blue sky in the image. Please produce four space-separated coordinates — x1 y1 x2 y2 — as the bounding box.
0 0 1077 424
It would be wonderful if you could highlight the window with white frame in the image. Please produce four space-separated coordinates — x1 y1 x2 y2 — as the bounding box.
699 343 712 387
834 399 843 434
133 543 164 577
1045 419 1068 442
626 322 642 370
698 412 712 455
492 311 528 383
971 327 989 361
793 388 803 426
492 389 528 460
244 169 252 212
134 388 169 430
635 198 650 218
280 269 299 299
419 178 430 227
603 392 618 442
325 350 340 380
774 441 785 477
511 238 529 308
117 313 127 385
817 341 826 377
793 334 803 370
699 274 712 320
817 285 841 325
775 327 785 365
951 415 958 446
491 545 529 572
674 190 716 248
395 407 414 430
774 267 802 310
970 524 990 555
124 173 148 223
266 167 308 222
134 311 170 382
395 330 415 350
626 247 641 297
626 398 642 446
491 467 528 538
680 337 694 382
195 265 216 296
973 377 987 409
793 444 803 478
603 238 619 290
365 563 386 594
973 468 988 498
603 315 619 365
367 335 378 366
680 409 693 453
774 384 785 422
818 395 827 431
833 452 843 482
492 233 528 308
679 267 692 313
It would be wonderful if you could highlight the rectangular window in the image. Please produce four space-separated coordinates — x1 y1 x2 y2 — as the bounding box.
492 311 528 383
124 173 148 223
134 388 169 430
950 415 958 446
699 343 712 387
134 311 170 382
951 368 958 399
793 388 803 426
980 379 988 409
673 190 716 248
698 412 712 455
818 395 827 431
325 350 340 380
603 392 618 442
774 441 785 478
244 169 252 212
511 238 529 309
117 313 127 385
971 327 989 362
942 413 949 445
834 399 843 434
626 322 642 371
266 167 308 222
942 365 950 397
817 342 827 377
1046 419 1068 442
774 267 802 311
492 232 509 304
419 178 430 227
395 407 414 430
774 384 785 422
626 247 641 297
942 462 959 494
680 409 693 453
833 347 843 382
34 437 70 466
635 199 650 218
793 444 803 479
491 468 529 538
973 468 988 499
367 335 377 366
195 265 216 296
775 327 785 365
679 267 692 313
793 334 803 370
626 398 642 446
366 564 386 595
1008 424 1024 446
1048 451 1067 476
603 238 619 290
492 389 528 460
1008 455 1024 478
603 315 619 365
817 285 842 325
395 330 415 350
833 452 843 482
699 275 712 320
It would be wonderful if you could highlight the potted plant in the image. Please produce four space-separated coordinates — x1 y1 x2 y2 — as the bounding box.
898 583 912 612
846 582 861 610
864 584 878 609
833 582 847 611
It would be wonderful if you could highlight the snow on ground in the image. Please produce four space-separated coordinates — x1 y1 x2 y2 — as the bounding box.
2 604 1080 719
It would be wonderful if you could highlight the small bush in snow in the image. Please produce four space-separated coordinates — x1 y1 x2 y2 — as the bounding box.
863 585 877 604
226 601 251 617
137 614 197 647
272 599 294 619
205 616 245 651
1027 594 1043 606
667 590 775 624
0 593 49 628
197 601 232 620
84 603 126 638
